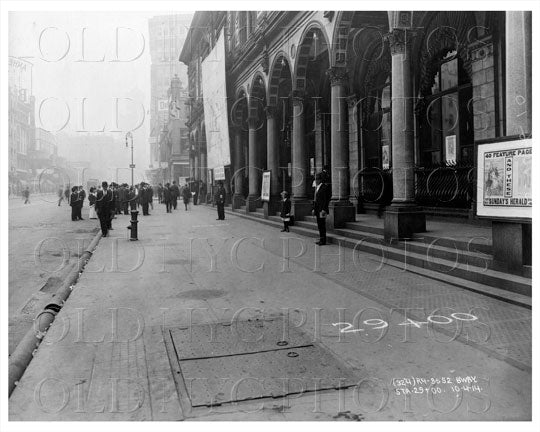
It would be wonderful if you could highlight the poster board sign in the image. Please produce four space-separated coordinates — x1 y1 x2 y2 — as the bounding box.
214 166 225 181
476 139 531 219
445 135 457 163
201 29 231 169
261 171 271 202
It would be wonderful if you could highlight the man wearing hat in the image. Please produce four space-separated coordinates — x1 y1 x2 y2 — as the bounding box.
279 191 291 232
215 181 226 220
312 172 331 245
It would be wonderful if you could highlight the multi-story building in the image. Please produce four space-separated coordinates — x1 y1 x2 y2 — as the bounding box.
32 128 58 170
179 11 227 202
181 11 531 280
148 14 192 183
8 86 35 193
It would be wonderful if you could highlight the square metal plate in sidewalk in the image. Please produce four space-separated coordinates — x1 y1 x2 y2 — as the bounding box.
166 318 361 407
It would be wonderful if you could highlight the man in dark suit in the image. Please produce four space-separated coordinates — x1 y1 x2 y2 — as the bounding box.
95 181 113 236
69 186 80 221
77 186 86 220
140 182 151 215
215 182 226 220
170 181 180 210
312 172 331 245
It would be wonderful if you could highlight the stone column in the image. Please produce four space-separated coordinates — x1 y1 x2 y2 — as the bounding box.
232 128 245 209
247 118 259 212
489 11 532 274
327 67 356 228
291 90 311 218
347 94 359 211
314 111 323 173
384 27 425 242
265 106 280 217
505 11 532 137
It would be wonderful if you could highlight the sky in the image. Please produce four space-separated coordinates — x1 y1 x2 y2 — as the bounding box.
9 11 193 169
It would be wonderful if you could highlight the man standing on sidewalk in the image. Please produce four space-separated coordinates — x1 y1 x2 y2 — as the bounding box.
22 187 30 204
312 172 331 245
96 181 113 237
69 186 80 221
215 181 226 220
77 186 86 220
170 181 180 210
57 187 64 206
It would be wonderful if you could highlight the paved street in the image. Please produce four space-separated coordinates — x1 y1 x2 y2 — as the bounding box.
8 194 99 354
8 201 531 420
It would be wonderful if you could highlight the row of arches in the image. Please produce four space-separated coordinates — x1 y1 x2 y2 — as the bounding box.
194 11 504 215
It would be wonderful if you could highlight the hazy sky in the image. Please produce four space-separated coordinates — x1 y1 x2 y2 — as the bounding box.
9 11 193 167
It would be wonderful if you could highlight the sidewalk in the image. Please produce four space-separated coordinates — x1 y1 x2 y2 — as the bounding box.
8 203 532 421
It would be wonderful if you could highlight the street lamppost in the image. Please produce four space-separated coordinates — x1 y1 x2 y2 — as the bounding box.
125 131 135 186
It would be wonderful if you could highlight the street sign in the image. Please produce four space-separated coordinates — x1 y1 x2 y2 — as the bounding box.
129 164 136 168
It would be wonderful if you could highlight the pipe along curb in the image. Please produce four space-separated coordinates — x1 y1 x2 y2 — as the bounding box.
8 231 103 397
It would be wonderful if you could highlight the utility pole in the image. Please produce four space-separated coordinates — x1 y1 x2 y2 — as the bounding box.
126 131 135 186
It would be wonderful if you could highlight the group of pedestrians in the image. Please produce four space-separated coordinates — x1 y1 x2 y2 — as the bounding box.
69 186 87 221
158 181 194 213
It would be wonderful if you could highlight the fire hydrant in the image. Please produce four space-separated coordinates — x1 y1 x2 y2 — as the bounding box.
127 210 139 241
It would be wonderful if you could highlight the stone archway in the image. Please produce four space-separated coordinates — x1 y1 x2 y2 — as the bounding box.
267 53 293 200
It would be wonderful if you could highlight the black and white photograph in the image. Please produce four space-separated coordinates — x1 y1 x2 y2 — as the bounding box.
1 2 537 430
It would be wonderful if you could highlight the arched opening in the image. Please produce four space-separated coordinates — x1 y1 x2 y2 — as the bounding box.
268 54 293 195
248 74 268 203
231 90 249 200
295 25 331 198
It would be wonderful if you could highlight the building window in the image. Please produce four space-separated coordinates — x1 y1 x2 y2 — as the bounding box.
418 50 473 164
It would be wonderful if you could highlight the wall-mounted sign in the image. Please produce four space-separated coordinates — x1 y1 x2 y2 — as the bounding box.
477 139 531 219
214 166 225 181
261 171 271 202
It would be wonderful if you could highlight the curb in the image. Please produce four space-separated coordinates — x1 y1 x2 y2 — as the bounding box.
8 230 103 396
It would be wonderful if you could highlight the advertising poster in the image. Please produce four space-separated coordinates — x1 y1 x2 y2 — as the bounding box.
261 171 271 202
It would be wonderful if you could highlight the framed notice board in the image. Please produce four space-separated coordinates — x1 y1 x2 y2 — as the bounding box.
476 138 531 220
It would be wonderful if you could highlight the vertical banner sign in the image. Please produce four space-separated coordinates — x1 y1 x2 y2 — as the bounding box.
202 29 231 170
477 139 532 219
261 171 271 202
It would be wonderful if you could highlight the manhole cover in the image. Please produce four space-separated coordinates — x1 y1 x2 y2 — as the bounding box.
166 318 360 407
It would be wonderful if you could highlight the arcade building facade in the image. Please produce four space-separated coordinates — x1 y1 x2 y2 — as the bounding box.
181 11 531 263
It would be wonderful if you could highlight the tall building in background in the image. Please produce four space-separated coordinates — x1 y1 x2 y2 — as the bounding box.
147 14 192 184
8 56 35 194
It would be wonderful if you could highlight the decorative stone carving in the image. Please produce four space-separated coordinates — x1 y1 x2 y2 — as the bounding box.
323 11 335 21
264 105 275 119
291 89 305 107
326 67 349 87
385 28 415 56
